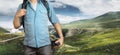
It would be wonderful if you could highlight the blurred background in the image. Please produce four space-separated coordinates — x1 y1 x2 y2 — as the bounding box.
0 0 120 55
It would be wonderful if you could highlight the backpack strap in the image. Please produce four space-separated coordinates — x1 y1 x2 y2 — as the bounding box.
22 0 28 9
21 0 28 28
41 0 50 20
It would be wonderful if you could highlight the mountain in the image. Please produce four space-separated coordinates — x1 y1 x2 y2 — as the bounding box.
60 12 120 55
92 12 120 22
62 28 120 55
0 27 9 33
62 11 120 29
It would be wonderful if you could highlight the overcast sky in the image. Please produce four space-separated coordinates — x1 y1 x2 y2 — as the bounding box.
0 0 120 16
0 0 120 29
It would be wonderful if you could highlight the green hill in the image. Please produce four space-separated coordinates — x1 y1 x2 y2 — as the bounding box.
0 27 9 33
58 11 120 55
62 12 120 29
92 12 120 22
62 28 120 55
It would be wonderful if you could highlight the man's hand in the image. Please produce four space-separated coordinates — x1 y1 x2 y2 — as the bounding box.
55 37 64 47
15 9 26 18
53 23 64 47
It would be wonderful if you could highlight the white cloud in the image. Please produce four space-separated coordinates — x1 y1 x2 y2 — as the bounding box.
56 14 86 24
0 0 22 16
0 0 120 16
57 0 120 16
0 21 13 29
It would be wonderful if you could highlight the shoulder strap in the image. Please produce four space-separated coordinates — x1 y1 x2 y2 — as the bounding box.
21 0 28 28
22 0 28 9
41 0 50 19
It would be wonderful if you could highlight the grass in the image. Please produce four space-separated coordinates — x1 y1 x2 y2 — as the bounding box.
0 34 19 41
0 27 9 33
0 28 120 55
57 28 120 55
0 38 24 55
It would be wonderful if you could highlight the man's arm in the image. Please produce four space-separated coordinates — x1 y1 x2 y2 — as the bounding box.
47 1 64 46
13 9 26 29
53 23 64 47
13 16 21 29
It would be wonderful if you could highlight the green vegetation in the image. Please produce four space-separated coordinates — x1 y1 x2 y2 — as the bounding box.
57 28 120 55
57 11 120 55
0 29 120 55
62 12 120 29
0 34 18 41
0 27 9 33
0 38 24 55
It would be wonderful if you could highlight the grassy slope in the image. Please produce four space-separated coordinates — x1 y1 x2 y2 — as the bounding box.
62 12 120 29
60 11 120 54
61 11 120 55
0 29 119 55
0 38 24 55
0 27 9 33
59 29 120 55
0 34 19 41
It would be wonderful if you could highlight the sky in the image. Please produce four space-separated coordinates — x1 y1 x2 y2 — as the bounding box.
0 0 120 16
0 0 120 29
59 0 120 16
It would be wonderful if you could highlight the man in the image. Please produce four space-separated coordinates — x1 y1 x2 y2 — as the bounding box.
13 0 64 55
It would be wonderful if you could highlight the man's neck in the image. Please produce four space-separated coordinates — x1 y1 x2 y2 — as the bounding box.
30 0 37 4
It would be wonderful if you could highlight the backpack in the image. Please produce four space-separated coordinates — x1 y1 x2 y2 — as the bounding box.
21 0 60 47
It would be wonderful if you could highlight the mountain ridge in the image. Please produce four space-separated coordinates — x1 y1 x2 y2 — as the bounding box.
62 11 120 29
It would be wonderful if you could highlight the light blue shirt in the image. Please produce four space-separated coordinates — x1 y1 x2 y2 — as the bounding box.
17 0 59 48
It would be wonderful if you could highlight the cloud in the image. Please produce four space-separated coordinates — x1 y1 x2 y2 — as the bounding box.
58 0 120 16
0 0 120 16
56 14 86 24
0 16 14 29
0 0 22 16
0 0 120 29
0 20 13 29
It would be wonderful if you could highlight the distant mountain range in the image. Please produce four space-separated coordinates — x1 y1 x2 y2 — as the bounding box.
62 11 120 29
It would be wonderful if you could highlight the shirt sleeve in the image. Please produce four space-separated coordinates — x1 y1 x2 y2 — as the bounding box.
48 1 60 25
